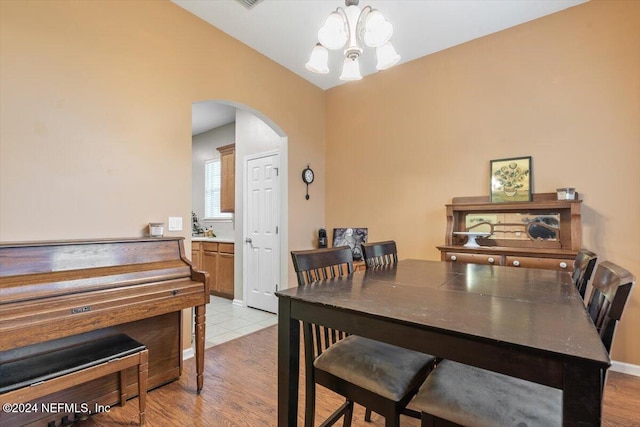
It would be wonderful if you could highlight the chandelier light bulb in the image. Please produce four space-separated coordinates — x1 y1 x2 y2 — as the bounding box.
305 43 330 74
339 57 362 81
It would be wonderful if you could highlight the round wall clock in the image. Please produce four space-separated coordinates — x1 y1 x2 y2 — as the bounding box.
302 165 314 200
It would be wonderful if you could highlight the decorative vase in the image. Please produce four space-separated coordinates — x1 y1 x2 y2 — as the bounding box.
503 186 517 197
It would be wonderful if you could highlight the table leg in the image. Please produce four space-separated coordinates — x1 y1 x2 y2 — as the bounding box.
563 362 604 426
278 298 300 427
195 304 206 393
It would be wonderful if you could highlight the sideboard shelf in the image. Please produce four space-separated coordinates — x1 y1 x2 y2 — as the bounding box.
437 193 582 272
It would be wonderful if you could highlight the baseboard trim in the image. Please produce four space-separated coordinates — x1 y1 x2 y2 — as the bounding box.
232 298 245 307
183 347 195 361
611 360 640 376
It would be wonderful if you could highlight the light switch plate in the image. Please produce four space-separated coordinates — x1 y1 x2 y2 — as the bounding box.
168 217 183 231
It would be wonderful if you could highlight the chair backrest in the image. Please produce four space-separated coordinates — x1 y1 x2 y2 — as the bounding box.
290 246 354 286
586 261 635 353
290 246 354 362
361 240 398 269
572 249 598 298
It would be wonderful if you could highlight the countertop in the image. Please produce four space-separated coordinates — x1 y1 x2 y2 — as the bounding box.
191 236 235 244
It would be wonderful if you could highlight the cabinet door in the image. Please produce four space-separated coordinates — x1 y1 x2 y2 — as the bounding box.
191 249 201 270
218 144 235 213
217 253 234 297
203 250 218 294
505 256 574 272
445 252 501 266
191 242 202 270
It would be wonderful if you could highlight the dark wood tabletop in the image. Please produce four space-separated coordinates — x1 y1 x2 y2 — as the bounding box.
276 259 610 426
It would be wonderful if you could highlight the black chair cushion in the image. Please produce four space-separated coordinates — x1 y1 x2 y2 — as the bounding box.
0 334 146 393
314 335 435 401
412 360 561 427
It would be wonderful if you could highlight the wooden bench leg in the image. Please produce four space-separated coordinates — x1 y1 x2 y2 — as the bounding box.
138 349 149 426
119 367 128 407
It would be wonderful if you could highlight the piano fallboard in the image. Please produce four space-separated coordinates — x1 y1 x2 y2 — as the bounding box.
1 277 206 351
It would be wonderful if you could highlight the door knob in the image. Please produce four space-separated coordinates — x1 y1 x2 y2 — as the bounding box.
245 238 252 243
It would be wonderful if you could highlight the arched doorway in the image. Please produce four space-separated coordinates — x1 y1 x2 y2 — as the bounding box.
192 100 288 313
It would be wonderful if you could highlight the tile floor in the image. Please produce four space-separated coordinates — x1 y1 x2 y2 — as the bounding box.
204 296 277 348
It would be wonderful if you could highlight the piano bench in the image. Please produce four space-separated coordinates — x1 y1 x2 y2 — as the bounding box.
0 334 148 426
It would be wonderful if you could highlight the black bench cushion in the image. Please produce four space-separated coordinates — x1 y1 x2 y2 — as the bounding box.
0 334 146 393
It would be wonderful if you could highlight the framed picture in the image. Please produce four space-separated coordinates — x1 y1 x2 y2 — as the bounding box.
333 227 368 260
490 156 532 203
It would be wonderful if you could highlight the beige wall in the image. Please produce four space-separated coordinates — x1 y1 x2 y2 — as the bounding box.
0 0 326 349
1 0 638 366
326 0 640 365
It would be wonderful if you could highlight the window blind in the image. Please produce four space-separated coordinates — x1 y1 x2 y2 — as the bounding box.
204 157 233 220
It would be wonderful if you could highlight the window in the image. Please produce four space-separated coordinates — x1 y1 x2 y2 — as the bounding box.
204 157 233 220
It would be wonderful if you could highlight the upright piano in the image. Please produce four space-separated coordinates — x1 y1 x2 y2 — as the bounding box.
0 237 209 426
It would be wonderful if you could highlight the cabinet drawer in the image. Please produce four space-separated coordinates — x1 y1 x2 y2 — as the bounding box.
192 242 201 251
202 242 218 252
218 243 234 254
505 256 574 272
445 252 501 266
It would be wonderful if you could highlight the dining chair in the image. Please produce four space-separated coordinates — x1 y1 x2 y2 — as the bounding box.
573 248 598 298
362 240 398 269
291 246 436 427
411 260 635 427
360 240 399 422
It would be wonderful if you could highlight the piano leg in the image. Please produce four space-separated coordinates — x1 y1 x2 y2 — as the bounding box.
195 304 206 393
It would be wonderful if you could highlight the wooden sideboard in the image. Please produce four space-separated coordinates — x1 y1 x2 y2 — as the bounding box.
437 193 582 272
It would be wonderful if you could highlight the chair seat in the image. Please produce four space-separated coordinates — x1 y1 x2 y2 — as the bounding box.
412 360 561 427
314 335 436 401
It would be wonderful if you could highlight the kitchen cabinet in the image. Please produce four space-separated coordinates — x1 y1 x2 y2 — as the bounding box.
191 242 202 270
202 242 219 295
217 243 235 297
192 240 234 299
437 193 582 272
217 144 235 213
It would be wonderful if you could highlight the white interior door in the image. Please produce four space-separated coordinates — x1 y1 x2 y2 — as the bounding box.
244 152 280 313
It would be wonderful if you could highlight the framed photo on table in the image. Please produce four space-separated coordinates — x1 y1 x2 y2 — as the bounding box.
333 227 368 260
490 156 532 203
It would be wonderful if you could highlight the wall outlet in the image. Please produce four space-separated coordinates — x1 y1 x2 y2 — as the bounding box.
168 217 183 231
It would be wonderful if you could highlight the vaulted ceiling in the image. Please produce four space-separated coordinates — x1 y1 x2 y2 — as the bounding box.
174 0 587 91
180 0 587 134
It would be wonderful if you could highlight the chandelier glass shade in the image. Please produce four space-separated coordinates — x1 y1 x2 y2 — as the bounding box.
340 57 362 81
305 0 400 81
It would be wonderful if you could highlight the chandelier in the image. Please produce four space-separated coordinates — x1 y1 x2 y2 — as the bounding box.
305 0 400 81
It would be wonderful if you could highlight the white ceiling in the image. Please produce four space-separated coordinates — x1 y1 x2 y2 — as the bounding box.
183 0 587 134
192 101 236 135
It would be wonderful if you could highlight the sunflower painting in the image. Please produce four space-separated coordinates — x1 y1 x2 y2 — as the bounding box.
490 156 532 202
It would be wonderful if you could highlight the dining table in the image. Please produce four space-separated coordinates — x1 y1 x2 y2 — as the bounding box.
276 259 610 426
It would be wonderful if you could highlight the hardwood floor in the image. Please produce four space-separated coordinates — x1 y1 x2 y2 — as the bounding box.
75 325 640 427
